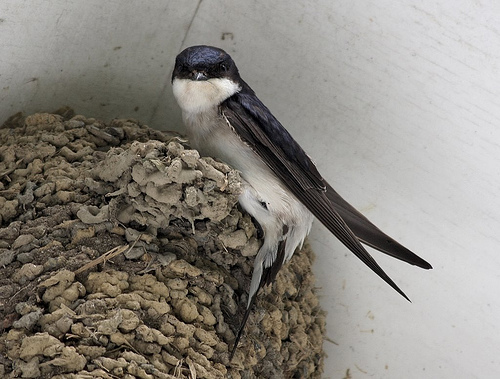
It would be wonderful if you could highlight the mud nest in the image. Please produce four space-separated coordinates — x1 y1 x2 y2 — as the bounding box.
0 109 325 378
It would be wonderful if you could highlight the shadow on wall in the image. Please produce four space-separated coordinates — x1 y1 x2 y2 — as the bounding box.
1 66 184 132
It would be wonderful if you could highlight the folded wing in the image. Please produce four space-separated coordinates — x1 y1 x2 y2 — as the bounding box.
222 87 431 301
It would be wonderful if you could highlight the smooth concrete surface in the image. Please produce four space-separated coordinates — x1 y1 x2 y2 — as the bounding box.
2 1 499 378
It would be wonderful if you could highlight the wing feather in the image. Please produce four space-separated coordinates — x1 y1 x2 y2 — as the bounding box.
222 90 431 300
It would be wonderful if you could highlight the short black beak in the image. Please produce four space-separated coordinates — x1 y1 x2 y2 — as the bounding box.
191 70 208 81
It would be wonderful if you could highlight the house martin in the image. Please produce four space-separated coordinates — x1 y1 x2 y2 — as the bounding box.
171 45 432 358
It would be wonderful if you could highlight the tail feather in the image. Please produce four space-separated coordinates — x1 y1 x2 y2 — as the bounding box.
230 238 287 360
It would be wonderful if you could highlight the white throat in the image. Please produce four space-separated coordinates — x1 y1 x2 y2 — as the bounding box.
172 77 241 114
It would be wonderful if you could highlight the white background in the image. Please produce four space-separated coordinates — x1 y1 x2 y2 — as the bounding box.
2 1 499 378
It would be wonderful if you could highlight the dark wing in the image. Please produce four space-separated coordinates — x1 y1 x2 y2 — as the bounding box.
325 183 432 268
222 88 431 300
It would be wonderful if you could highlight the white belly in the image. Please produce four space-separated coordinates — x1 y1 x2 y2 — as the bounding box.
182 107 314 266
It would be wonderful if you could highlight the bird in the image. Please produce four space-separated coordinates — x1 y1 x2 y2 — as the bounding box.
171 45 432 358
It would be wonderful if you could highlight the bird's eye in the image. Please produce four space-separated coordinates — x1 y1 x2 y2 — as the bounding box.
220 63 228 72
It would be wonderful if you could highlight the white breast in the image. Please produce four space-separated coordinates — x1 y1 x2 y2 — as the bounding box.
172 77 241 114
172 77 314 301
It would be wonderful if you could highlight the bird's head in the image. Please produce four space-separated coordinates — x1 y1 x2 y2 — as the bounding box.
172 45 242 114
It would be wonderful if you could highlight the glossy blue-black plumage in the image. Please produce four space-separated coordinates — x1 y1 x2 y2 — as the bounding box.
225 84 325 191
181 45 226 67
172 45 237 82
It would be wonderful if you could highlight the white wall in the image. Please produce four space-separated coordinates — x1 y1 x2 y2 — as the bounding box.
2 1 499 378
